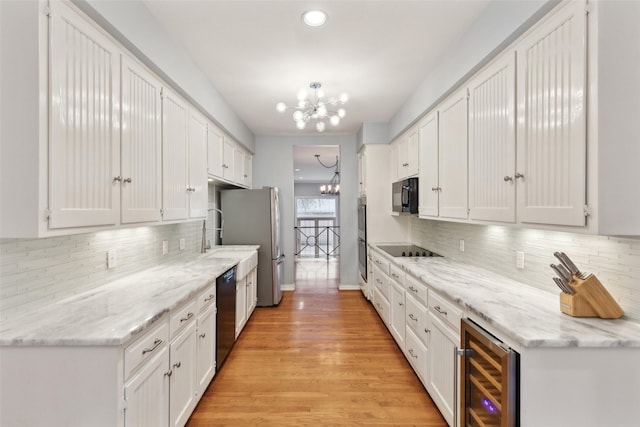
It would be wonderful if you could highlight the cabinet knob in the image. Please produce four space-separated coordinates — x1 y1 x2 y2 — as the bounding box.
503 176 513 182
123 177 132 184
113 176 122 182
515 172 524 179
173 361 181 369
164 370 172 377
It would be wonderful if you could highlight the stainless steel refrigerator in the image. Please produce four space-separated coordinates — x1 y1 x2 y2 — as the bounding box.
220 187 283 306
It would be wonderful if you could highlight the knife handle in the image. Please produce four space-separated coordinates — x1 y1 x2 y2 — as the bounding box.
559 252 581 275
550 263 572 283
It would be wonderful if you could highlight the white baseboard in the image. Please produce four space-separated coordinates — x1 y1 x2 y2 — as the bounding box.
282 283 295 291
338 283 361 291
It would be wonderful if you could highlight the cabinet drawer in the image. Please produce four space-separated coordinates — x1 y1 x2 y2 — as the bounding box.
389 264 405 285
124 320 169 379
197 283 216 313
170 299 197 339
405 274 428 306
429 291 463 333
405 293 428 346
370 250 389 275
405 327 428 382
372 265 390 301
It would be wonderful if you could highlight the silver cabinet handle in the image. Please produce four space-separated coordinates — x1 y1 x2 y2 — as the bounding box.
173 361 181 369
434 305 448 316
408 313 418 321
199 333 206 339
180 312 194 322
503 176 513 182
431 187 441 192
408 349 417 358
164 370 172 377
376 279 383 285
123 177 132 183
142 338 163 355
204 294 214 302
113 176 122 182
408 286 418 293
424 328 430 335
515 172 524 179
391 273 400 279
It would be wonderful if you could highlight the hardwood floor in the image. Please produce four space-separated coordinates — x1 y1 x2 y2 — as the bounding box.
186 265 447 426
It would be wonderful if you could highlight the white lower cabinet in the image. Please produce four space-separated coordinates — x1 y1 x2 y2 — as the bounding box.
124 346 170 427
405 327 428 381
196 306 217 397
236 275 248 338
169 322 198 427
389 280 406 348
236 267 258 338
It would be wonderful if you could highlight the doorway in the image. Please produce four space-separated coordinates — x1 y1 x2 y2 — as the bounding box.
293 145 340 287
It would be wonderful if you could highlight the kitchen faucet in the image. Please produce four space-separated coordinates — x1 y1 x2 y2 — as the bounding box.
201 208 224 253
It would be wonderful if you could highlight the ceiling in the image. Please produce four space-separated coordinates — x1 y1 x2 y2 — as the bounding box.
141 0 491 137
293 145 340 184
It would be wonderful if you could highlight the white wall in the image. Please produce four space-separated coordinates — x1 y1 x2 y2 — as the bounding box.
75 0 255 151
254 136 358 287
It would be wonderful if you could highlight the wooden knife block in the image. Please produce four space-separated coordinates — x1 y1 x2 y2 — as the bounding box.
559 274 624 319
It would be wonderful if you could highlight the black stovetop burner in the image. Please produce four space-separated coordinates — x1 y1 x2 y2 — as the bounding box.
378 245 442 258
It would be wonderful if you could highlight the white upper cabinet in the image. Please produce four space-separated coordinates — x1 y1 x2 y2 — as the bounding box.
438 89 469 220
162 88 189 221
468 52 516 223
222 137 236 182
516 0 587 227
206 123 225 179
121 54 163 224
418 111 439 218
188 109 208 219
391 127 420 182
49 1 121 229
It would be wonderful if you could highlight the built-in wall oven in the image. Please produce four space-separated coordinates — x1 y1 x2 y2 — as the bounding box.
357 196 367 281
460 319 519 427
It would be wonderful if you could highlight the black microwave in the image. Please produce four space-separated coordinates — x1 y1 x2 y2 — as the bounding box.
392 178 419 214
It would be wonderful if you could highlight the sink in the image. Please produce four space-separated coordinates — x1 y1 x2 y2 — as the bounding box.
209 249 258 278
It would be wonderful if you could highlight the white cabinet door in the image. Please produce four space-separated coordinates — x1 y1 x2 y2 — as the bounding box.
246 268 257 318
121 54 162 224
390 283 406 349
188 109 208 219
358 149 367 195
124 346 170 427
406 126 420 177
438 89 468 220
196 305 216 398
243 152 253 188
516 0 586 226
222 138 235 182
468 52 516 223
162 89 189 221
427 312 458 427
49 1 121 229
234 147 245 185
389 143 399 183
418 111 439 218
207 123 225 179
236 276 247 338
169 322 197 427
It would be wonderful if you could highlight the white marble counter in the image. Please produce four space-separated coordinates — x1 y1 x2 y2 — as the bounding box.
370 243 640 348
0 245 259 347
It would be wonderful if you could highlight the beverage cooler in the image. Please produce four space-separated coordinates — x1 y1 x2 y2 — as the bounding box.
460 319 519 427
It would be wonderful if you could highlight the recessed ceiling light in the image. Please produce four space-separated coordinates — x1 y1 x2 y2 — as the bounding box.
295 168 301 172
302 10 327 27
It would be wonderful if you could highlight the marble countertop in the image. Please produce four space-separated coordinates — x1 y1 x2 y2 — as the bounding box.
370 243 640 349
0 246 259 347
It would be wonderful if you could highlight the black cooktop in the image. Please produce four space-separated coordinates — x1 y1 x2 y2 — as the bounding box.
378 245 442 258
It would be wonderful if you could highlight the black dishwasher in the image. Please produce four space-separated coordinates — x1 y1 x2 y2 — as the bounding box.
216 266 237 370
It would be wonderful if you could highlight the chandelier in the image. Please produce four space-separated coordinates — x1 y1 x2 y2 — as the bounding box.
315 154 340 195
276 82 348 132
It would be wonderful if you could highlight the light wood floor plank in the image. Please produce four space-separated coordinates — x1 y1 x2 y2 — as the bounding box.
186 285 447 426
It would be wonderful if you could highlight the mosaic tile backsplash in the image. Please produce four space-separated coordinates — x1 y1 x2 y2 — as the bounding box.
410 218 640 321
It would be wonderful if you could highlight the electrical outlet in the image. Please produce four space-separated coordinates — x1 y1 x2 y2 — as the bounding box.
459 239 465 252
162 240 169 255
107 249 117 269
516 251 525 269
179 238 186 251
